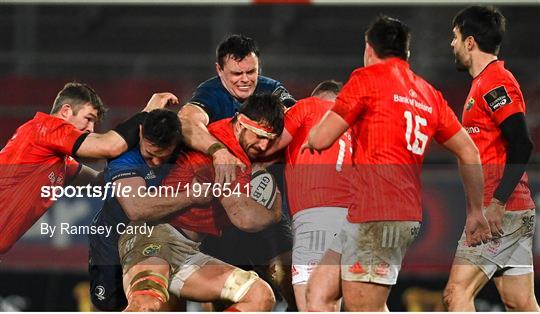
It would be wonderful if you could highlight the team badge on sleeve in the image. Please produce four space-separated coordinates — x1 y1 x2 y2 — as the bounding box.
483 86 512 112
465 98 475 111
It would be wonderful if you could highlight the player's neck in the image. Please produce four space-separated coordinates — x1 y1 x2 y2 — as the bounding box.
470 53 498 79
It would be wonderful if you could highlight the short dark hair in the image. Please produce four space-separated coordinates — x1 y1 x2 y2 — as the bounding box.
452 6 505 55
311 80 343 97
51 82 106 121
235 93 284 136
216 34 260 69
365 15 410 61
142 109 182 149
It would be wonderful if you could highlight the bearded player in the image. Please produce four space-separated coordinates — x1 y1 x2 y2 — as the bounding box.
117 93 285 312
443 6 538 311
304 16 491 311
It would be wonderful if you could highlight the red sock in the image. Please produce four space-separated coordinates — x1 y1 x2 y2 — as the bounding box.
224 306 241 312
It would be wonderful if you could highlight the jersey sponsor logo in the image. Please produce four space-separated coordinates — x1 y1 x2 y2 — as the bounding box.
483 86 512 112
408 89 418 98
393 94 432 114
465 126 480 134
465 98 475 111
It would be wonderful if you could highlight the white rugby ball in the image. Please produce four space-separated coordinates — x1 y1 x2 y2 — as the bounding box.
250 170 277 208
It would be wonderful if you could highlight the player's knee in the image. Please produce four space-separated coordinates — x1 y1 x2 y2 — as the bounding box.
125 295 162 312
442 283 466 309
306 285 332 311
221 269 275 310
500 292 538 311
126 270 170 311
247 279 276 311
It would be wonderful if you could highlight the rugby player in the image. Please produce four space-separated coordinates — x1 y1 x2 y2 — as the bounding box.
264 80 352 311
443 6 538 311
0 82 177 254
117 93 285 312
89 109 210 310
304 16 491 311
178 34 296 308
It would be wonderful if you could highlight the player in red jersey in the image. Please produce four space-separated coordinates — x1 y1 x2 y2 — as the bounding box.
263 80 352 310
443 6 539 311
0 82 178 253
116 93 285 312
303 16 491 311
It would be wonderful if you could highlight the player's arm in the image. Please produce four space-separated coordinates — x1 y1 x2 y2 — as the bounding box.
485 112 533 235
220 190 282 233
115 176 210 221
66 165 103 187
304 110 349 153
441 128 491 246
262 128 293 157
178 103 245 184
75 93 179 159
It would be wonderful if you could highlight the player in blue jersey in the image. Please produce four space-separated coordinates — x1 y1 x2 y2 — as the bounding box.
178 34 297 310
88 109 209 311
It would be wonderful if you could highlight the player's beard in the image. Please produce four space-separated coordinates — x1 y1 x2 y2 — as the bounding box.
239 129 260 159
453 52 469 72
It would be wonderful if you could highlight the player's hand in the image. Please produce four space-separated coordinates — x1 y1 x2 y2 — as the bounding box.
464 210 492 247
300 140 322 155
485 198 505 237
143 92 179 112
212 148 246 185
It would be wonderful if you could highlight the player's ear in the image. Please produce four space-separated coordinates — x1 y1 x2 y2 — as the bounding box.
58 103 73 119
465 36 475 51
215 62 223 77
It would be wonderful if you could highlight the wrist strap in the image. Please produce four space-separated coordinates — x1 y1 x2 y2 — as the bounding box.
207 142 226 156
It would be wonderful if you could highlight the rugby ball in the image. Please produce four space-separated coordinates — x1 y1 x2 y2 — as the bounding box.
250 170 277 209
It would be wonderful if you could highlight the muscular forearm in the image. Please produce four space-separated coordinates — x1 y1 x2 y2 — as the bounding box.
183 120 222 153
224 194 282 232
458 158 484 214
121 191 195 222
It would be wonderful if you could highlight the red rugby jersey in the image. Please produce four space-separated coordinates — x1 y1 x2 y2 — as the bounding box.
462 60 534 211
164 118 252 236
331 58 462 223
284 96 353 216
0 113 83 253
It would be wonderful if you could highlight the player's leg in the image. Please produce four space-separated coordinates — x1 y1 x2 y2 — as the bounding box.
340 220 420 311
494 271 539 311
176 258 275 311
117 222 194 311
293 207 347 311
250 211 296 310
492 208 538 311
305 249 342 311
122 256 171 312
443 259 490 311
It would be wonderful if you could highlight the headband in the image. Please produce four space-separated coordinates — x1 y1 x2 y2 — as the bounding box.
237 114 278 139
